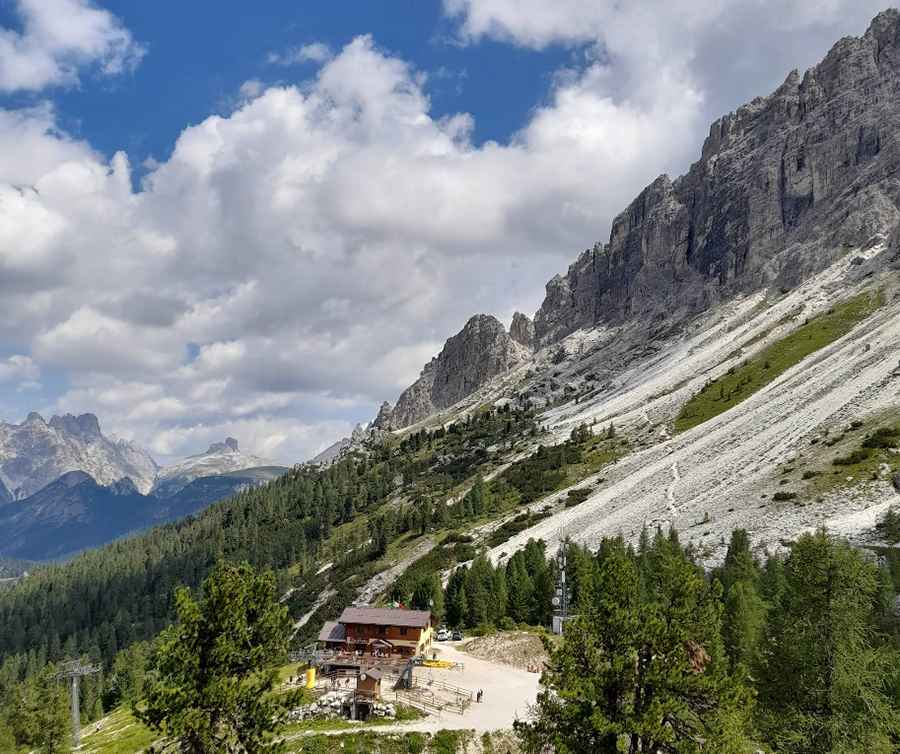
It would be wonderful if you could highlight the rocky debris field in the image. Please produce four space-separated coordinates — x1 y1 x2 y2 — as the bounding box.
462 631 549 673
489 245 900 564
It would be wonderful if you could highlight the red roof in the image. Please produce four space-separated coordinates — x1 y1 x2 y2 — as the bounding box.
338 606 432 628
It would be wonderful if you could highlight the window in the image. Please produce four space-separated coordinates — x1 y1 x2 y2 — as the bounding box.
400 627 408 636
378 625 386 635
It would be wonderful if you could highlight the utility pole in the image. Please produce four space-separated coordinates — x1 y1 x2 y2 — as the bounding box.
55 659 100 749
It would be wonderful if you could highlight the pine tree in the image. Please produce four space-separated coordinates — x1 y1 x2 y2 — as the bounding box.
6 666 70 754
137 562 300 753
518 537 752 753
758 530 900 753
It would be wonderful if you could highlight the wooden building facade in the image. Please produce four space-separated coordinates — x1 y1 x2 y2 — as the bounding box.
318 606 433 659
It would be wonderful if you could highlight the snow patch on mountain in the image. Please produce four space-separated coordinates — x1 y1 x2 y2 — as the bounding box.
153 437 279 497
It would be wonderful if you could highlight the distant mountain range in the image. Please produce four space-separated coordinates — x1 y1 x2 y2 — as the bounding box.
154 437 275 497
0 414 289 560
0 412 158 499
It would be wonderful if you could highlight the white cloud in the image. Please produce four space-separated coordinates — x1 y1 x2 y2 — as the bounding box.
0 355 39 383
443 0 887 119
0 6 889 462
238 79 264 99
0 0 144 92
267 42 333 66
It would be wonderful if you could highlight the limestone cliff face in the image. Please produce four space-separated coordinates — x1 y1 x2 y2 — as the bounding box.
509 312 536 350
386 314 530 428
535 10 900 345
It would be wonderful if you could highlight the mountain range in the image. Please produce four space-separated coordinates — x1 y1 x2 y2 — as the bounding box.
0 415 287 560
327 10 900 561
1 15 900 740
5 11 900 571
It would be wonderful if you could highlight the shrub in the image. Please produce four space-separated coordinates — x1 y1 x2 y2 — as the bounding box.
565 488 592 507
441 532 474 545
862 426 900 449
833 449 871 466
773 491 797 501
405 733 426 753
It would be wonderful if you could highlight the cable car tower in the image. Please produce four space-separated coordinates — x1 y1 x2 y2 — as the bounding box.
552 533 573 635
55 659 100 749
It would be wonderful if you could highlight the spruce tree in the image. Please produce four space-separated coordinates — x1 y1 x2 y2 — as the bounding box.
138 562 299 753
758 530 899 753
518 537 752 753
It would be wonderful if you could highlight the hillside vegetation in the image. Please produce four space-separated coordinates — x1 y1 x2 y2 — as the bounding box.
675 291 882 433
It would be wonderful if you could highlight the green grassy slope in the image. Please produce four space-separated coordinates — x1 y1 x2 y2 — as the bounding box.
674 291 882 433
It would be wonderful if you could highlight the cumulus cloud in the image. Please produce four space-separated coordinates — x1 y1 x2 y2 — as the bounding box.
0 0 145 92
444 0 887 120
267 42 333 66
0 4 888 462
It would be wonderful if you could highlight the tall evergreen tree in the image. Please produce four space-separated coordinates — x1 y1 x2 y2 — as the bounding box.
138 562 300 753
758 531 899 753
518 537 752 753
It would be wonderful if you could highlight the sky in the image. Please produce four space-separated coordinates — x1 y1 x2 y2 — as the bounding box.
0 0 889 464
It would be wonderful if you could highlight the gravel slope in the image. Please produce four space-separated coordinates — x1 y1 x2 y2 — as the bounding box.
489 244 900 563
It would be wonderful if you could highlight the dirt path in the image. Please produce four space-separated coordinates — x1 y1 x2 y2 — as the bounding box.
665 462 680 516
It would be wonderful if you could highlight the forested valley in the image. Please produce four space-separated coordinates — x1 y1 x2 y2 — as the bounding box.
1 403 899 752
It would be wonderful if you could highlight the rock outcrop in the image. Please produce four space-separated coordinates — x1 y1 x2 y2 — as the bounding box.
385 314 530 428
371 401 395 430
0 412 158 499
510 312 536 350
535 10 900 345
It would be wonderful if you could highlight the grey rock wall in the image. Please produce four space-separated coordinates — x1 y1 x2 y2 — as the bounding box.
534 10 900 345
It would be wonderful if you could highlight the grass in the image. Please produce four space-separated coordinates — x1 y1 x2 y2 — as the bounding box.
674 291 882 433
79 707 158 754
767 412 900 503
283 730 473 754
82 696 427 753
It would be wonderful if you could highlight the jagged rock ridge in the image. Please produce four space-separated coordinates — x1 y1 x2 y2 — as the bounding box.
383 314 531 429
0 413 158 499
534 10 900 345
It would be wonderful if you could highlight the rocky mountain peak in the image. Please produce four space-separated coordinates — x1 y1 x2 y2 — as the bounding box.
534 9 900 346
382 313 530 429
49 413 102 440
372 402 395 430
206 437 240 454
510 312 535 350
153 438 278 498
0 411 158 499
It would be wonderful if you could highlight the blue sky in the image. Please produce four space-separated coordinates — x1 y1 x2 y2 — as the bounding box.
0 2 569 170
0 0 887 464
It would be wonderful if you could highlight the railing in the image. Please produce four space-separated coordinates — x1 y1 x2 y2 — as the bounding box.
421 676 473 700
393 688 445 714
